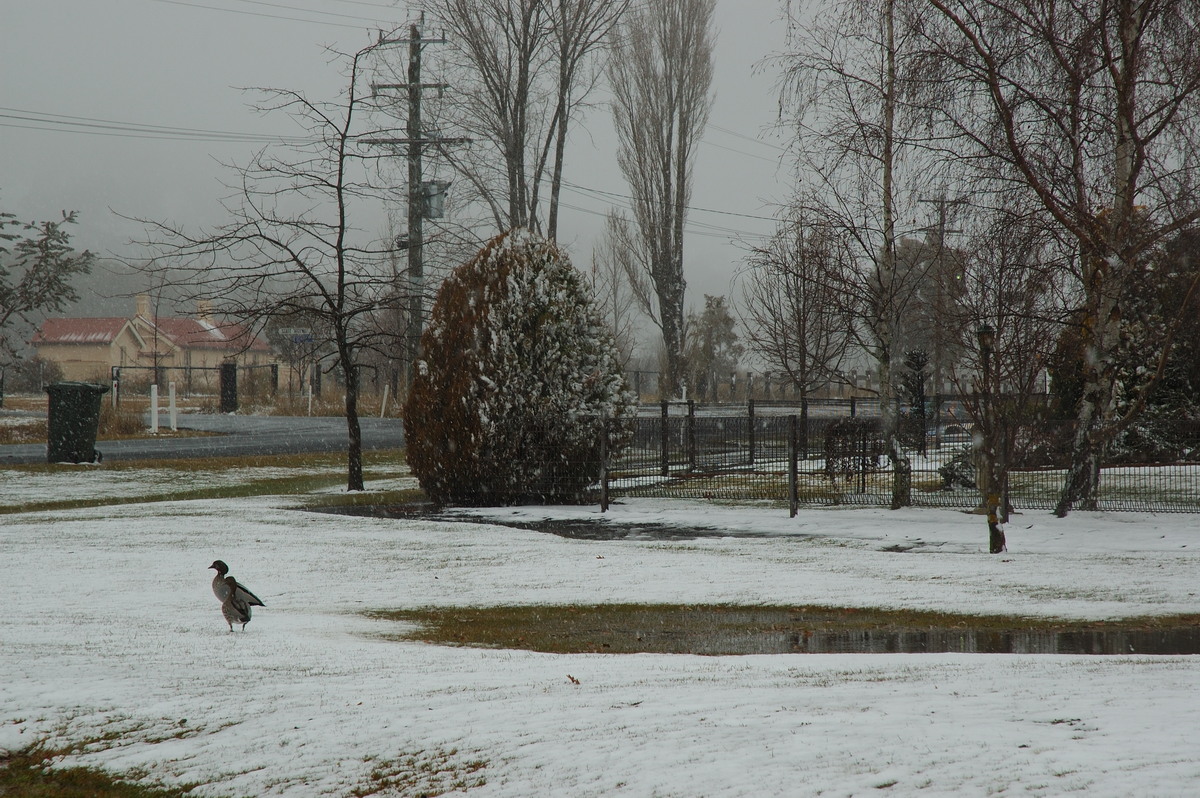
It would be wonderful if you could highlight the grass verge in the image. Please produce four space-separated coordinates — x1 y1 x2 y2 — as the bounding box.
0 450 413 515
0 746 204 798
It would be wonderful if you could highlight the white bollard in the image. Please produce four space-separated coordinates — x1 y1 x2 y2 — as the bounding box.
150 384 159 434
169 382 178 432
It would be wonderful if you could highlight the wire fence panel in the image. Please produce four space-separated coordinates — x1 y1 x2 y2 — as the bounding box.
597 410 1200 514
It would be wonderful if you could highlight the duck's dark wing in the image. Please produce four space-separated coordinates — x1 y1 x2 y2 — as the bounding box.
234 583 265 607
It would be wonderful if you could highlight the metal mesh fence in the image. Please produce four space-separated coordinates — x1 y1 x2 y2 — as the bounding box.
594 403 1200 514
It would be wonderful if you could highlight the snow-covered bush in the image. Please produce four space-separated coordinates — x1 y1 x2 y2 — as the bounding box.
404 229 635 505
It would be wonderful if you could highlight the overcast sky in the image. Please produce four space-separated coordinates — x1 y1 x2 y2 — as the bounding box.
1 0 791 314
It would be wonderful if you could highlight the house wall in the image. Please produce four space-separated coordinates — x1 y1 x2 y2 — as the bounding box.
34 343 115 383
35 327 276 390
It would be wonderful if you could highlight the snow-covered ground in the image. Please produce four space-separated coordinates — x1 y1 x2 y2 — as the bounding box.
2 469 1199 796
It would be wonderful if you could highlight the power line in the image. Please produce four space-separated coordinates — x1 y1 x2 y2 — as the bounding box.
2 106 778 238
556 195 770 243
707 122 789 154
561 179 780 224
699 138 780 164
146 0 402 31
227 0 400 25
0 107 306 144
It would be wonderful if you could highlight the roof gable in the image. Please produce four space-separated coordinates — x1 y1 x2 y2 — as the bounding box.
152 318 270 352
32 317 128 345
34 315 270 353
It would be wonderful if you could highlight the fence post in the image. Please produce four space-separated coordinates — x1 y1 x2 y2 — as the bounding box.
687 400 696 472
858 428 868 494
748 398 757 467
800 398 809 459
934 392 942 449
660 400 670 477
789 414 799 517
599 415 609 513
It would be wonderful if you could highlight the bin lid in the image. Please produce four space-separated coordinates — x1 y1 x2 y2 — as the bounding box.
45 381 111 395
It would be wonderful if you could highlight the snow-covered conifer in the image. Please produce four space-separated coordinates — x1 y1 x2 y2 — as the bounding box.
404 229 635 504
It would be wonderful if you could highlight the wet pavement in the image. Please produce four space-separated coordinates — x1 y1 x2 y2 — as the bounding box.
0 413 405 464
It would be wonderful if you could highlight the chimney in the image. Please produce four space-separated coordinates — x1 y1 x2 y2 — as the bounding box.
196 300 213 322
136 294 151 320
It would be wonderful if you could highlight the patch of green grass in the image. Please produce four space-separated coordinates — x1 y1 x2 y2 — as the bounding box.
0 745 208 798
0 474 347 516
299 487 428 511
0 450 413 515
351 748 487 797
367 603 1200 656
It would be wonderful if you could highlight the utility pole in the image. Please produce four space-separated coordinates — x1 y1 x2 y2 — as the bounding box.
367 19 468 383
918 194 966 397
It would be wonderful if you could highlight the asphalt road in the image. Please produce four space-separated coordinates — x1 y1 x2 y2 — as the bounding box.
0 412 405 465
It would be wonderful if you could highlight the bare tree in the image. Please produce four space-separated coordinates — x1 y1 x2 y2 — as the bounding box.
948 205 1071 551
776 0 937 508
588 211 641 368
133 37 407 491
545 0 631 239
738 217 853 401
422 0 626 236
918 0 1200 515
608 0 715 399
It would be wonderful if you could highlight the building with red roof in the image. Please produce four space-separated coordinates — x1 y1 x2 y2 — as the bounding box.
32 295 274 386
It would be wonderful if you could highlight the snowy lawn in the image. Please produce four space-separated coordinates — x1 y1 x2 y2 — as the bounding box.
2 476 1199 796
0 459 417 512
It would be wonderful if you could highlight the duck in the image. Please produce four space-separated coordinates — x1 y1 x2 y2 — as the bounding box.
220 575 254 632
209 560 265 629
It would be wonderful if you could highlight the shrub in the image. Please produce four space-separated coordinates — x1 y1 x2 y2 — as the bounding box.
823 417 883 485
404 230 635 505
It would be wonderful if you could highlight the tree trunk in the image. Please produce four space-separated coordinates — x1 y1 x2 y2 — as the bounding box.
343 358 365 491
1054 413 1104 516
879 0 910 510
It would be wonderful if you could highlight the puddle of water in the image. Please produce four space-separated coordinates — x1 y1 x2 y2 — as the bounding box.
310 503 759 540
377 604 1200 657
327 507 1200 656
737 627 1200 655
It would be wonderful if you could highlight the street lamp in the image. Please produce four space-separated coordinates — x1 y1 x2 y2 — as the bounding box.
976 323 995 364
